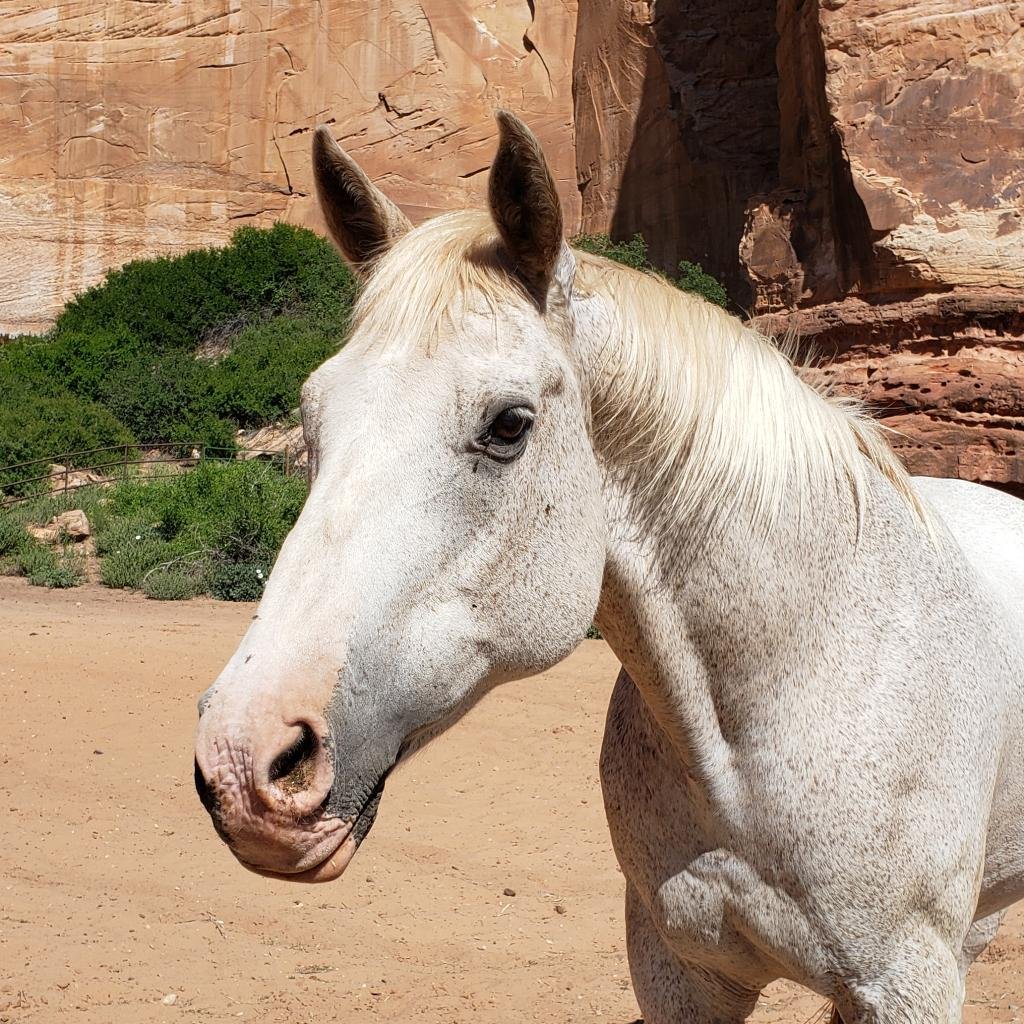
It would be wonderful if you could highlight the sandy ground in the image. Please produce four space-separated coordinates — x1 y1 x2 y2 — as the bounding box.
0 578 1021 1024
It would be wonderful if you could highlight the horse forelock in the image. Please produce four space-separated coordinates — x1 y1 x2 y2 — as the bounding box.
348 210 532 357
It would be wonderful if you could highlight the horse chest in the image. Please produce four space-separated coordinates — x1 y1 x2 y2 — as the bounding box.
600 669 827 983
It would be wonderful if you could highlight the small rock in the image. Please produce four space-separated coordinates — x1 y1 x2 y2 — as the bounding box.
503 887 516 897
28 510 91 545
555 904 566 915
162 992 177 1005
54 509 91 541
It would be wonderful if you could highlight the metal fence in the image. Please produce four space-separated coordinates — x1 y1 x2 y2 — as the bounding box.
0 441 300 507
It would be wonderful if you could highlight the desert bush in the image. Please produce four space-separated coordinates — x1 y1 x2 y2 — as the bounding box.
572 232 651 272
142 563 209 601
0 511 29 575
97 461 305 599
210 316 338 427
0 224 355 487
674 259 729 308
209 560 270 602
53 223 356 355
95 349 236 451
96 520 193 590
16 542 84 588
571 232 729 308
0 511 24 555
0 393 136 496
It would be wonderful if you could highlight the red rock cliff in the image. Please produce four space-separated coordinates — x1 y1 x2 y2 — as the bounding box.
574 0 1024 491
2 1 1021 488
0 1 578 334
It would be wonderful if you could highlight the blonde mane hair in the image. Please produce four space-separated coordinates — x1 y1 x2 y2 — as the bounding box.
351 210 924 534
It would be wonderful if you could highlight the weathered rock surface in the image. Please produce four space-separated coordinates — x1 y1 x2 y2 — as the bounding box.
574 0 1024 491
0 0 578 335
240 421 307 472
2 0 1021 489
29 509 91 544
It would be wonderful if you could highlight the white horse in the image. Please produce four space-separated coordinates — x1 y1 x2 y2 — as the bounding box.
194 111 1024 1023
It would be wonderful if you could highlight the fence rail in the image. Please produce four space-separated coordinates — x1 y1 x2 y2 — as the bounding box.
1 441 300 507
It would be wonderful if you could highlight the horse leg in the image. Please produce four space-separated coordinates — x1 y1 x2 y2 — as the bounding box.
625 883 761 1024
835 931 964 1024
958 910 1006 984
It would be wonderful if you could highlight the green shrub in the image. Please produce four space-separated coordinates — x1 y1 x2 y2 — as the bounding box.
0 224 356 488
96 461 305 599
18 543 84 588
210 316 338 427
142 564 208 601
95 349 235 451
0 336 67 402
674 260 729 308
572 232 650 272
571 232 729 308
97 521 192 590
0 511 24 557
209 560 269 602
53 223 357 355
0 393 135 496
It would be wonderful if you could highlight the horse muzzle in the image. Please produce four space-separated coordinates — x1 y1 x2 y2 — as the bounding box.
194 714 363 883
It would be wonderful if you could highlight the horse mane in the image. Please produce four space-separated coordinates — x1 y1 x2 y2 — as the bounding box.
351 209 925 534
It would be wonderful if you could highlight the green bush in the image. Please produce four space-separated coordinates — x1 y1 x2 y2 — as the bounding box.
0 392 136 496
0 224 356 488
17 542 84 588
96 520 192 590
142 564 208 601
674 260 729 308
209 560 269 602
53 223 357 355
572 232 651 272
210 317 338 427
571 232 729 308
96 461 304 599
0 511 24 557
96 349 236 451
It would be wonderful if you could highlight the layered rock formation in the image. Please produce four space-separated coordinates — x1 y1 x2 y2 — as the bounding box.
574 0 1024 490
0 0 578 335
2 0 1021 488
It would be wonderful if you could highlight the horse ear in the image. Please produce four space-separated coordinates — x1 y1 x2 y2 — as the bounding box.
488 110 564 303
312 126 411 275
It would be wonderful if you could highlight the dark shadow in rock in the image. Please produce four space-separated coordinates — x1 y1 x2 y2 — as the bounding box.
609 0 782 310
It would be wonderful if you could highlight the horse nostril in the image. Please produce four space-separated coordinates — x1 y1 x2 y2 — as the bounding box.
268 722 320 795
194 757 216 814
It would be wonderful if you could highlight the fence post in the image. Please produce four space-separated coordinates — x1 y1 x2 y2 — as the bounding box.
63 463 69 495
284 448 291 477
123 443 129 480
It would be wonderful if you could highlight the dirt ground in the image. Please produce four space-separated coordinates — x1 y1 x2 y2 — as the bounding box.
1 578 1021 1024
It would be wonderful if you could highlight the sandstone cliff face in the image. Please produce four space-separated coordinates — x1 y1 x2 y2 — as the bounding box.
574 0 1024 491
2 0 1021 489
0 0 578 335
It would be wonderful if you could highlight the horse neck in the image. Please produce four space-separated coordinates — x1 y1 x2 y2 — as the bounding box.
573 273 906 785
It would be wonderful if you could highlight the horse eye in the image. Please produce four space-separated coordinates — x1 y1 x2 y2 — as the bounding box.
491 408 532 443
477 407 534 460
